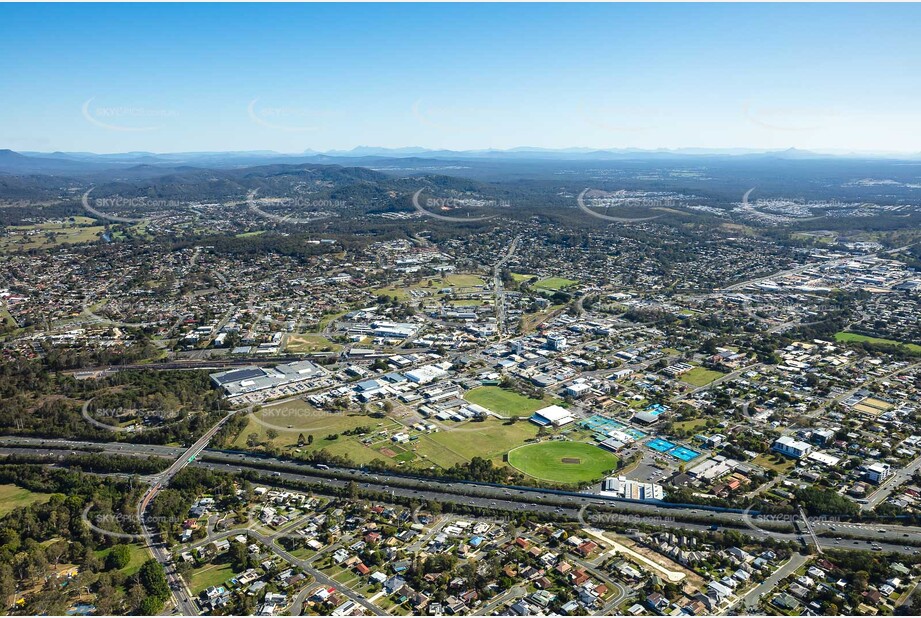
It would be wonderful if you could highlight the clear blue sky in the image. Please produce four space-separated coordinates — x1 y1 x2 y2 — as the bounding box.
2 3 920 154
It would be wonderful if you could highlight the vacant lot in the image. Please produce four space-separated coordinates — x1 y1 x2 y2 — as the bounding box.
508 441 618 484
464 386 554 417
0 484 52 516
188 562 237 594
284 333 341 353
681 367 725 387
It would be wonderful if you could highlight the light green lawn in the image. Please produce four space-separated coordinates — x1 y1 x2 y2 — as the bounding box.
681 367 725 387
464 386 556 416
507 441 618 484
0 484 52 516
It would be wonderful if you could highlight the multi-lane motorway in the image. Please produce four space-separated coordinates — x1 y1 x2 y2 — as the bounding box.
3 436 920 557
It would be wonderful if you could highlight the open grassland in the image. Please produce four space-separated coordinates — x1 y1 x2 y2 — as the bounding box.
508 441 618 484
417 418 540 468
681 367 725 387
464 386 556 417
0 484 52 516
534 277 578 291
1 218 106 252
835 331 921 354
233 401 407 465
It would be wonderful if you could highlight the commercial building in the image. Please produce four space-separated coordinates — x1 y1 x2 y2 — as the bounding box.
210 360 326 398
601 476 664 501
866 463 891 484
529 405 575 427
772 436 813 459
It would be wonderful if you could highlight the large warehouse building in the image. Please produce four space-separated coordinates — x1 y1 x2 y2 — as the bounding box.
529 404 575 427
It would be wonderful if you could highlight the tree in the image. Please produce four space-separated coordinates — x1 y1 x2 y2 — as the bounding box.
297 433 306 446
105 544 132 571
139 559 170 600
266 429 279 441
307 434 314 445
0 564 15 610
139 596 165 615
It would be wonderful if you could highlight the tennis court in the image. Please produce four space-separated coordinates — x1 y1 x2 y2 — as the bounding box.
668 445 702 461
647 438 676 452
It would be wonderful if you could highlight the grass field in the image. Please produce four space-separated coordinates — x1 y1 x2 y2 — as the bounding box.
533 277 578 291
835 331 921 354
233 402 407 465
672 418 709 433
0 484 52 516
507 441 618 484
284 333 342 353
681 367 725 387
464 386 554 417
94 543 150 576
188 562 237 594
752 453 796 474
418 418 540 467
1 218 106 252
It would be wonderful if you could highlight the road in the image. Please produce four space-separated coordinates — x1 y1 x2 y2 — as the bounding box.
863 453 921 511
734 552 809 611
182 525 384 615
493 235 520 337
136 412 236 616
6 437 921 555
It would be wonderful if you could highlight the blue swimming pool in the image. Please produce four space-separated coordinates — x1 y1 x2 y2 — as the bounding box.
647 438 676 452
668 446 701 462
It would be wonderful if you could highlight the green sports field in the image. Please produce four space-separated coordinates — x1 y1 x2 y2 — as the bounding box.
534 277 578 291
507 441 618 484
464 386 554 417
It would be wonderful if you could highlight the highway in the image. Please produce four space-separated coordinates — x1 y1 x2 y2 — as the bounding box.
136 413 235 615
4 436 921 556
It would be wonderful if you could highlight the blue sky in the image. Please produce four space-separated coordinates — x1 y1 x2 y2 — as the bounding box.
2 3 921 154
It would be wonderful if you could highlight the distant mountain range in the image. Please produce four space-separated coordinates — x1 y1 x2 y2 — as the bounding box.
2 146 920 177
